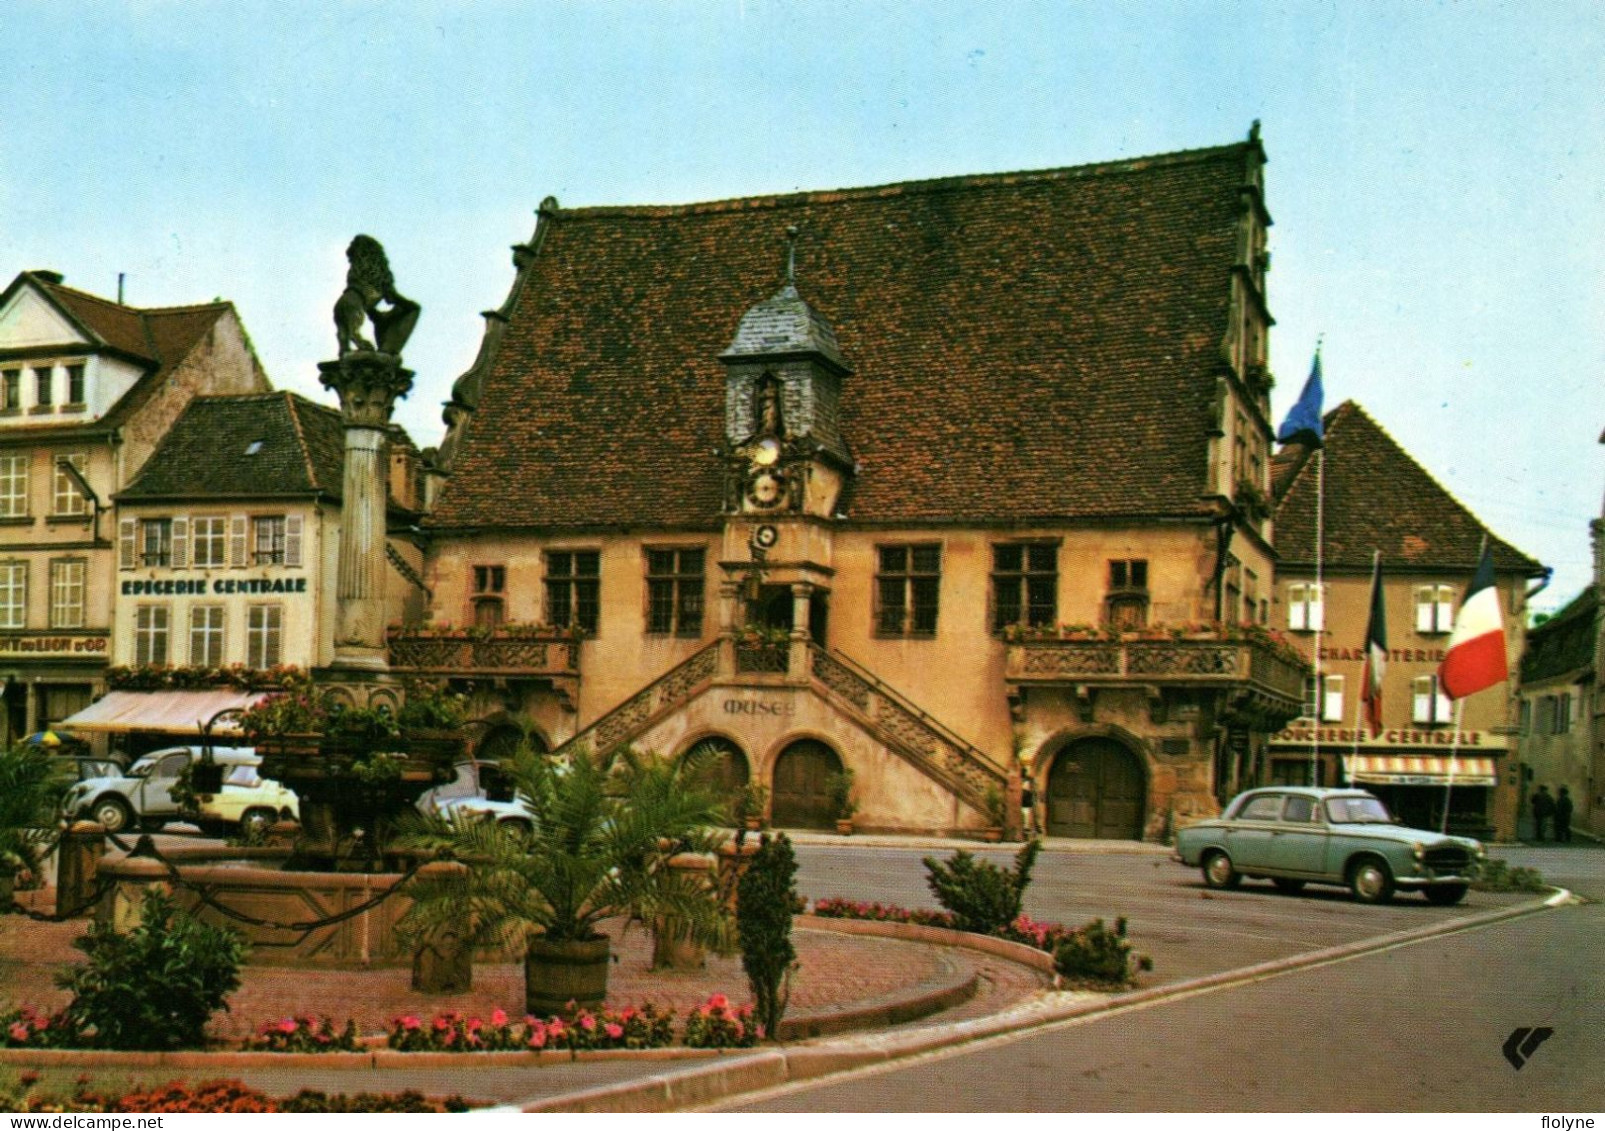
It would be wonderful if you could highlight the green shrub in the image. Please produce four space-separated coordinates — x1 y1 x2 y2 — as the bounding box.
737 833 799 1039
922 839 1041 934
1052 917 1152 987
1472 858 1548 893
55 888 246 1050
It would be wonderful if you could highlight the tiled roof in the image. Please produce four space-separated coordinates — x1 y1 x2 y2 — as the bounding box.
1272 401 1542 575
431 139 1261 531
118 392 348 501
1520 588 1597 683
9 273 239 426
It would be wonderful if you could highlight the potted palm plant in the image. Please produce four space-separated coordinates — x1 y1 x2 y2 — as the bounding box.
397 742 733 1016
738 780 770 831
0 744 72 912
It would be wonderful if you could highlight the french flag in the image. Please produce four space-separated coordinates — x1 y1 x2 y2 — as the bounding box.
1360 554 1387 735
1439 546 1508 700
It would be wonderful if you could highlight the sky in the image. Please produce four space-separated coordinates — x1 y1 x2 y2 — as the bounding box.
4 1 1602 611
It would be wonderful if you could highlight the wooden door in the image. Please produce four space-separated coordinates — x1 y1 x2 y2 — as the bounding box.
1046 739 1145 840
770 740 841 830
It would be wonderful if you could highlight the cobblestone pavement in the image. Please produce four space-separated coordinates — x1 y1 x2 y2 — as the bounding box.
0 889 1043 1042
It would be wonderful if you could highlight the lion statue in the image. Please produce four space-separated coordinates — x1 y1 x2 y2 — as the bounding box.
333 234 420 357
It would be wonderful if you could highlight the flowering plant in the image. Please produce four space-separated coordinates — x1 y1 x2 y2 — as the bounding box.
811 897 958 929
386 1005 675 1053
106 664 310 693
1 1005 71 1048
681 994 760 1049
248 1015 360 1053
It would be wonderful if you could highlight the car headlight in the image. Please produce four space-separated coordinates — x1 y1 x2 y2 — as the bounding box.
1411 841 1425 861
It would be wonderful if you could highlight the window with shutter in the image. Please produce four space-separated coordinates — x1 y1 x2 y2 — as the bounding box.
285 514 303 568
119 518 137 570
171 517 189 569
229 516 247 567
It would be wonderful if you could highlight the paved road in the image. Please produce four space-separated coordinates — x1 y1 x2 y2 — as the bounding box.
729 841 1604 1112
794 840 1534 987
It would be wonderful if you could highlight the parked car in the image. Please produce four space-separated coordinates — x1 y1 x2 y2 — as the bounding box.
192 761 299 838
1173 786 1485 905
60 746 258 835
416 759 535 832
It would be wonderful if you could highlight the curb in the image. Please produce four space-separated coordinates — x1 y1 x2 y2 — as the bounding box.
515 889 1564 1113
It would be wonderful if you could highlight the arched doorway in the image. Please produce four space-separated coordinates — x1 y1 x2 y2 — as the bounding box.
1045 737 1146 840
770 739 842 830
683 736 750 819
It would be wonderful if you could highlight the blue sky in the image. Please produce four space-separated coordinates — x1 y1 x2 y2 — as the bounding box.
5 1 1601 609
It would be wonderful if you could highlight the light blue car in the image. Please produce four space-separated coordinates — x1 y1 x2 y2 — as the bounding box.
1173 786 1485 905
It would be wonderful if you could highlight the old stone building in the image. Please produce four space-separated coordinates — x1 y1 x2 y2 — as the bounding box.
61 391 427 755
1270 402 1545 839
1515 588 1595 837
404 127 1306 838
0 271 270 742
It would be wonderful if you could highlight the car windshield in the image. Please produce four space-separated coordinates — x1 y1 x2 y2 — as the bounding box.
127 758 158 778
1325 795 1393 824
224 764 262 788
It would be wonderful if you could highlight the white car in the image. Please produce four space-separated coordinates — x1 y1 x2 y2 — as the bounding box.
193 761 300 838
417 760 535 832
61 746 258 834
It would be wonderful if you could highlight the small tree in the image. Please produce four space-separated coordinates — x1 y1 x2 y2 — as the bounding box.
737 833 799 1039
922 838 1042 935
56 888 246 1049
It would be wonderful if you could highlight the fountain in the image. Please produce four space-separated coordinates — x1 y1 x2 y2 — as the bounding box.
98 238 463 966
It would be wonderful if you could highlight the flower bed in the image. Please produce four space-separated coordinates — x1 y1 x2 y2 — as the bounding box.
387 1004 676 1053
0 1076 470 1113
248 1015 361 1053
810 898 1148 985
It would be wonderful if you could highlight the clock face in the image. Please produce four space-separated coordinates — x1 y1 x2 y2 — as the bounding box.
749 471 782 506
751 437 781 467
752 524 779 550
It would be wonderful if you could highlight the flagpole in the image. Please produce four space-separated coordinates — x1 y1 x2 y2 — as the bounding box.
1310 446 1325 786
1442 699 1464 835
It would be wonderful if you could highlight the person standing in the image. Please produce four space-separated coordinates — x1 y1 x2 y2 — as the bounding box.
1020 779 1037 837
1554 786 1573 844
1531 784 1555 842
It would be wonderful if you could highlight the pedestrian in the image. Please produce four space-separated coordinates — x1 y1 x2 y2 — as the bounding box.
1020 779 1037 837
1531 785 1555 842
1554 786 1573 844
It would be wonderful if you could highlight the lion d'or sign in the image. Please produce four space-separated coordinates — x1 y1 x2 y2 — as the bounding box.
722 696 796 717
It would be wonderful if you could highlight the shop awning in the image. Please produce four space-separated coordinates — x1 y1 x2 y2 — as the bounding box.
61 689 267 735
1343 754 1497 787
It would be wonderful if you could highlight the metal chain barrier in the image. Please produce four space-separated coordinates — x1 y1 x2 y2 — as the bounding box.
3 829 428 940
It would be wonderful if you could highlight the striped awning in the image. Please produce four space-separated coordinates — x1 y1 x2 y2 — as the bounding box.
1343 754 1497 787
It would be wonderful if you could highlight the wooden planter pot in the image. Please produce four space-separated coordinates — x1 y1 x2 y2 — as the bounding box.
525 934 610 1016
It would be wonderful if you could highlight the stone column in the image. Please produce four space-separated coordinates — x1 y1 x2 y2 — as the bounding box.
318 352 413 670
789 582 813 679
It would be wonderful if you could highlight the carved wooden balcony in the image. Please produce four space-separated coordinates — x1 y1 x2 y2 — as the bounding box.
386 629 580 679
1004 629 1308 709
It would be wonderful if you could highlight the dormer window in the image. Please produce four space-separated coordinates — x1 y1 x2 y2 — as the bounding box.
65 364 85 407
34 365 52 407
1 370 20 413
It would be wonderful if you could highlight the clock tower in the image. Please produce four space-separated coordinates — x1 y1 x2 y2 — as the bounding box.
719 229 854 520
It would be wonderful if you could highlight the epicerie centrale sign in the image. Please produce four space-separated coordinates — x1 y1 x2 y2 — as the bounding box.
120 577 311 597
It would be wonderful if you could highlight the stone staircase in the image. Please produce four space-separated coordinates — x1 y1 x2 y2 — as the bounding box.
553 638 1009 818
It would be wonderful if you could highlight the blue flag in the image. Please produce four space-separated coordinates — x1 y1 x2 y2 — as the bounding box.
1276 351 1325 447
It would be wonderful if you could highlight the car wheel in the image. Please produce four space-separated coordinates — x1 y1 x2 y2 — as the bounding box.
91 797 133 834
1423 883 1468 906
1202 850 1241 889
241 808 277 838
1271 878 1306 894
1348 857 1395 904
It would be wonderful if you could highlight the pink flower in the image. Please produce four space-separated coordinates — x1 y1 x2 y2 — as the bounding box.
9 1023 30 1042
491 1008 508 1027
401 1014 421 1031
547 1018 566 1038
580 1014 596 1032
528 1027 547 1050
277 1018 299 1034
604 1022 623 1039
467 1017 482 1032
707 993 729 1009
